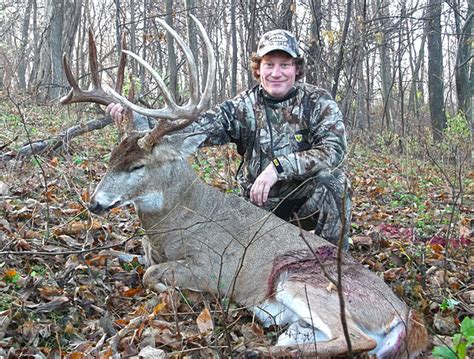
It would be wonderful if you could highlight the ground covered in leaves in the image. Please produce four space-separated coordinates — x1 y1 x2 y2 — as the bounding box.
0 102 472 358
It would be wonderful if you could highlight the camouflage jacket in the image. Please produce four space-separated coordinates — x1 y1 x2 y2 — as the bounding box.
190 82 348 198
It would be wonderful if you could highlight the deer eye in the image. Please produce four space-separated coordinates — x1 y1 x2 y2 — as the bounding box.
130 165 145 172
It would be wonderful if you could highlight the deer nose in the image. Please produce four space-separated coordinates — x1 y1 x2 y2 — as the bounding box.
88 201 105 214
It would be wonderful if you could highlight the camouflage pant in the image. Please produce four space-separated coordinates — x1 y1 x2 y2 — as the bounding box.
257 169 351 250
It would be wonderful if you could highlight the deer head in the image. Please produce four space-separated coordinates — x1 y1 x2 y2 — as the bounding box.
61 16 215 215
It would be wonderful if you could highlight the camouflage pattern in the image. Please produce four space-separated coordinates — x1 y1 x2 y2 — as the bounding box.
189 82 351 248
257 29 301 58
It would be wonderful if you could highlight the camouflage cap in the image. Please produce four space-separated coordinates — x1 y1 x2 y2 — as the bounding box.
257 29 301 58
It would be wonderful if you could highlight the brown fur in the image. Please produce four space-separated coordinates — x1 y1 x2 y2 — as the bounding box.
405 310 429 357
109 134 148 170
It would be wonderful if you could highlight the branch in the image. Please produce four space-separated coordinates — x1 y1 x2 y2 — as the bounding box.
336 181 353 357
1 115 113 161
0 231 137 256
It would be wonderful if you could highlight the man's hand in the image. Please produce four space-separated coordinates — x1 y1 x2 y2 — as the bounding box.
106 103 125 125
250 162 278 206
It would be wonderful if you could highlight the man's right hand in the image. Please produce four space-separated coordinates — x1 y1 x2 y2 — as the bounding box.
106 103 125 124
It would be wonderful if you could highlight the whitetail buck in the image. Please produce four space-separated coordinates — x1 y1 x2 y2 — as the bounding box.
61 16 428 358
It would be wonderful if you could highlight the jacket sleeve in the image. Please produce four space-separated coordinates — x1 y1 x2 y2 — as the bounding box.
187 96 248 148
274 94 347 181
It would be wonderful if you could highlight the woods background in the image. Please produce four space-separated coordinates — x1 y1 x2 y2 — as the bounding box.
1 0 472 138
0 0 472 357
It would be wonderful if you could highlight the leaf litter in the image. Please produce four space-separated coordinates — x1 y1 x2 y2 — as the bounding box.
0 106 472 357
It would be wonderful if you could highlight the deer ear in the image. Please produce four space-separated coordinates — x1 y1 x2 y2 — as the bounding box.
180 133 207 156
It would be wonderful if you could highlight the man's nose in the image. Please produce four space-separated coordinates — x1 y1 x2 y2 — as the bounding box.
271 65 282 76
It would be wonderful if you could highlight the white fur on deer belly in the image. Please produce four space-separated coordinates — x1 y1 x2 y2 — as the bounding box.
275 281 332 340
252 298 296 327
134 192 164 212
252 281 332 343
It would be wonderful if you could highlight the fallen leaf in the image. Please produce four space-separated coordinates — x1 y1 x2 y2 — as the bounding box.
352 236 373 246
196 307 214 334
122 287 142 298
38 286 64 299
30 296 70 313
383 267 405 281
49 157 59 167
138 346 165 359
81 191 90 202
0 310 11 340
0 181 10 196
153 302 167 315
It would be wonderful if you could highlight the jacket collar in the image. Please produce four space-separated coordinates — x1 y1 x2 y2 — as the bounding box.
257 84 298 108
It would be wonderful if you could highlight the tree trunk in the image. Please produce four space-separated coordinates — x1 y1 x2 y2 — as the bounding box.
140 0 149 97
331 0 353 98
454 0 473 121
398 3 406 137
278 0 294 31
306 0 323 86
114 0 122 56
166 0 178 100
18 0 33 90
427 0 447 140
247 0 257 86
186 0 198 92
230 0 238 96
49 0 65 100
407 31 426 123
130 0 137 74
377 0 394 131
62 0 82 56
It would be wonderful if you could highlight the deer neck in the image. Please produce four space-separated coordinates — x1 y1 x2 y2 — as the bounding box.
134 159 212 229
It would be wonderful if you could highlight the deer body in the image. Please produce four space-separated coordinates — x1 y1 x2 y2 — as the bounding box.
63 17 427 357
90 133 428 358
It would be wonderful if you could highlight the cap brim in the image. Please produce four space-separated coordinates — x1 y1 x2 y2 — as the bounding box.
257 45 299 58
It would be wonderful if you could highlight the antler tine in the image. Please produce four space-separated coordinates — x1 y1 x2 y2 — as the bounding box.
105 16 215 122
104 49 176 117
155 17 199 108
60 29 118 106
136 15 216 149
191 14 216 112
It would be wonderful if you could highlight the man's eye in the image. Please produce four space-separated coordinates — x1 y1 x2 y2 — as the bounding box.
130 165 145 172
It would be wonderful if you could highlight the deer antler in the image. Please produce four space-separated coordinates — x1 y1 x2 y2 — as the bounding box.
60 30 127 107
104 15 216 150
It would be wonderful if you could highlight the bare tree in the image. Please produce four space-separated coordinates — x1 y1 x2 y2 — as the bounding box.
331 0 353 98
166 0 178 100
427 0 447 140
230 0 238 96
306 0 323 86
454 0 473 122
278 0 295 31
17 0 33 90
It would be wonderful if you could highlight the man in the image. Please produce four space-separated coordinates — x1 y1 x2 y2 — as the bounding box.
108 29 351 249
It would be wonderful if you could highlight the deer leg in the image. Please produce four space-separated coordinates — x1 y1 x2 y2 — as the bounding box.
143 260 207 293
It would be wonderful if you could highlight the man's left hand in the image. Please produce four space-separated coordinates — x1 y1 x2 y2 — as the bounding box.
250 163 278 206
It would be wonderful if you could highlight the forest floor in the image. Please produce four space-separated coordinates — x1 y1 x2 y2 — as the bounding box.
0 101 472 358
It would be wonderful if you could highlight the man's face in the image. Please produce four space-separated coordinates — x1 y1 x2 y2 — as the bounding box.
258 51 298 99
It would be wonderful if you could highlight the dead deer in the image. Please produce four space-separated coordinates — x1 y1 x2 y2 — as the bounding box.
61 16 428 358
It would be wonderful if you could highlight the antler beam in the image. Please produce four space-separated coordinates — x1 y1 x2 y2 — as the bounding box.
104 15 216 149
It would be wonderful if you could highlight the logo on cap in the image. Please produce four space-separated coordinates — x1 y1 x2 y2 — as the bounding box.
257 29 301 58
